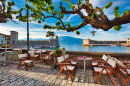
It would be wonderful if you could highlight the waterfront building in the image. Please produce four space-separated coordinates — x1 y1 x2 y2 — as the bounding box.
127 38 130 44
0 33 5 44
0 31 18 44
10 31 18 44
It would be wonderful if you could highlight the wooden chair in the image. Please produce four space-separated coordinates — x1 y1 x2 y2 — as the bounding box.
56 56 76 81
114 59 130 86
17 54 34 71
92 54 109 66
42 51 54 66
93 57 118 86
64 54 77 66
28 50 39 63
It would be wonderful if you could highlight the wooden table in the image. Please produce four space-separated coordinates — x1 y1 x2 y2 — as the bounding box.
35 50 46 62
77 57 92 75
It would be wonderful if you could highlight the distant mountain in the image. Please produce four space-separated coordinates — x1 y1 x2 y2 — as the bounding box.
58 36 83 44
19 36 83 44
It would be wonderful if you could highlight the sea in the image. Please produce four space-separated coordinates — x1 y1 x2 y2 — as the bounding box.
41 36 130 53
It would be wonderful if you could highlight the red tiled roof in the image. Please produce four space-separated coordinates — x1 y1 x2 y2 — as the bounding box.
0 33 5 35
5 35 11 37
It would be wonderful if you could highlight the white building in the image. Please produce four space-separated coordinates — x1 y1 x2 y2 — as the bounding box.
0 33 5 44
0 31 18 44
127 38 130 44
10 31 18 44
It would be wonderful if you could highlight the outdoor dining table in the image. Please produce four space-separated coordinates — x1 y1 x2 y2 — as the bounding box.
5 51 13 65
35 50 46 62
77 56 92 75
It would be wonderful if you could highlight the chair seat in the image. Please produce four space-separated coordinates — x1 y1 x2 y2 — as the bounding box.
71 61 77 65
9 53 14 55
120 69 130 74
92 62 98 65
42 56 51 59
94 67 110 74
63 65 75 70
35 55 39 57
24 60 33 63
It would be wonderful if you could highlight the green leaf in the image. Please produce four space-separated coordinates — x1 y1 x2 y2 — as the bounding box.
10 1 15 6
76 31 80 35
105 1 113 9
60 14 64 19
114 6 120 18
38 20 41 23
66 22 70 25
7 6 11 10
122 10 130 15
113 25 122 31
56 22 61 26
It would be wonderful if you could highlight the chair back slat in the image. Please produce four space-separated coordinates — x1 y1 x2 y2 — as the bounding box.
115 59 125 67
28 51 34 57
57 56 64 63
65 54 69 59
102 54 109 61
49 51 54 56
18 54 28 59
107 57 116 67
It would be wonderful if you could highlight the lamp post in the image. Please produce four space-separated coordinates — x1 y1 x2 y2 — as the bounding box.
16 8 37 52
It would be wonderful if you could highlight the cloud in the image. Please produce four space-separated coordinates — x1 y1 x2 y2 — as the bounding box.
80 9 88 16
117 31 130 37
62 14 78 22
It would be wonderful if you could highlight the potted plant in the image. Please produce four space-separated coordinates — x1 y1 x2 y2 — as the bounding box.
1 45 7 48
7 45 11 48
62 47 65 51
55 49 62 57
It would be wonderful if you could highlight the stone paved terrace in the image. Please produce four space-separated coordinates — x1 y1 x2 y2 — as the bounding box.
0 63 130 86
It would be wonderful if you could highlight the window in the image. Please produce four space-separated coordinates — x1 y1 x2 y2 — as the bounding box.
3 35 4 38
12 37 14 39
12 33 14 35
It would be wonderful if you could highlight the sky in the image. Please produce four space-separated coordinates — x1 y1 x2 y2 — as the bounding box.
0 0 130 41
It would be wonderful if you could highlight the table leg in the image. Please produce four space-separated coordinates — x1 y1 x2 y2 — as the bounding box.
84 60 85 73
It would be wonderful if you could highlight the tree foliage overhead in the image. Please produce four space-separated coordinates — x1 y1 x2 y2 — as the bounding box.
18 0 130 35
46 31 55 39
0 0 23 23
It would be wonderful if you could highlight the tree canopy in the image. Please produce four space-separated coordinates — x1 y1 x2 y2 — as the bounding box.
0 0 23 23
17 0 130 35
46 31 55 39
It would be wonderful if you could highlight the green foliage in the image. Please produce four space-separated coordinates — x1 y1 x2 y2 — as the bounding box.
60 14 64 19
69 5 75 9
44 24 51 29
105 1 113 9
61 0 74 4
25 4 31 9
91 12 98 19
113 25 122 31
66 22 70 25
46 31 55 38
38 20 41 23
7 6 11 10
55 49 62 53
114 6 120 17
0 0 6 2
76 31 80 35
122 10 130 15
56 22 61 26
10 1 15 6
78 0 82 4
